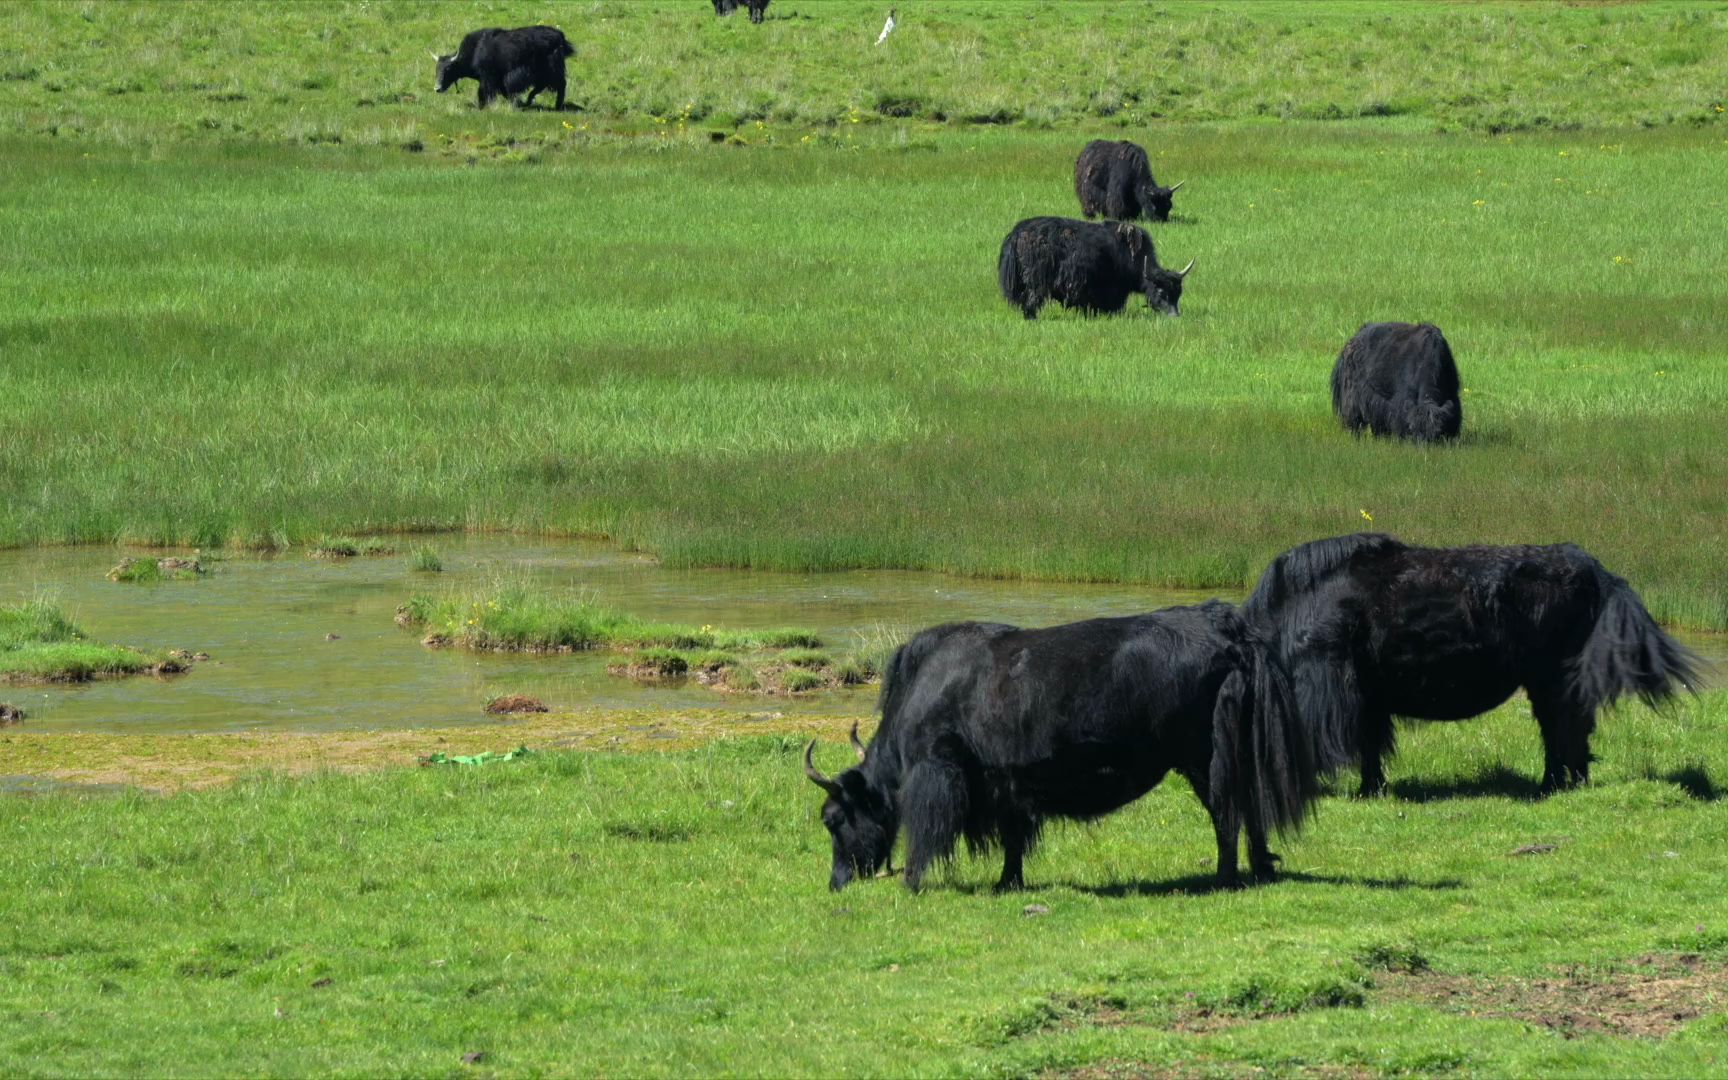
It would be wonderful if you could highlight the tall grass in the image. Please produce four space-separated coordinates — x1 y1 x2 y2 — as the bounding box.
2 123 1725 623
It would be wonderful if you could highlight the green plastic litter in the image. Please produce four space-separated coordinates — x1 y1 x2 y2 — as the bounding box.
420 745 537 767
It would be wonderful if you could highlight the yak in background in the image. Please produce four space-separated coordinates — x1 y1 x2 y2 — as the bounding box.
1243 533 1700 797
998 217 1193 319
1075 139 1184 222
433 26 574 110
713 0 771 22
1332 322 1463 443
802 602 1326 893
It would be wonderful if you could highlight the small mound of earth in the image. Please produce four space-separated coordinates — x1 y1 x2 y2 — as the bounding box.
485 694 549 715
0 703 24 725
1376 953 1727 1038
107 556 206 581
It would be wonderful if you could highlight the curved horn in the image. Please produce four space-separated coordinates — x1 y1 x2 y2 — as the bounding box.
430 51 440 60
1141 256 1150 275
1168 180 1185 193
804 740 843 795
1178 258 1195 277
849 721 867 761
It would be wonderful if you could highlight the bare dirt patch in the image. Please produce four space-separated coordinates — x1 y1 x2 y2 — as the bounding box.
1375 954 1728 1038
484 694 548 715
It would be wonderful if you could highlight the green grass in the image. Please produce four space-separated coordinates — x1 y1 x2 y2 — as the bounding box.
104 555 205 583
4 123 1725 623
407 544 443 573
309 535 395 558
399 584 823 652
5 692 1728 1075
0 599 166 682
2 0 1724 148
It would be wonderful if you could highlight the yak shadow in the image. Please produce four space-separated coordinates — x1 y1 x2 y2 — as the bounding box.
1657 765 1722 802
1386 765 1543 803
1076 869 1463 900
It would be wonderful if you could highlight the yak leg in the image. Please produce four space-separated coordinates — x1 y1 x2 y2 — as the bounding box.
1182 766 1241 888
476 82 497 109
1356 710 1395 798
1244 810 1280 882
899 757 968 893
994 812 1035 892
1531 684 1594 793
554 80 567 111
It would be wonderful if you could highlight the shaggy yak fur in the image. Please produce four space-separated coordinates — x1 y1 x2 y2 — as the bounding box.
434 26 574 110
1332 322 1463 443
997 216 1192 320
1074 139 1184 222
802 601 1325 893
1243 533 1700 797
713 0 770 22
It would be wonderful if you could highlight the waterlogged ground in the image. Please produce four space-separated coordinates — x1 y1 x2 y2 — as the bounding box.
0 535 1223 734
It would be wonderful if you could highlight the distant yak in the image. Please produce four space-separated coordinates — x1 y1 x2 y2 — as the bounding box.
433 26 574 110
1332 322 1462 443
713 0 771 23
1243 533 1700 797
998 217 1193 319
804 602 1326 893
1075 140 1184 223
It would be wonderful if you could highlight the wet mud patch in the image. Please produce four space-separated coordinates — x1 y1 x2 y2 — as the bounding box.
1375 953 1728 1038
484 694 548 715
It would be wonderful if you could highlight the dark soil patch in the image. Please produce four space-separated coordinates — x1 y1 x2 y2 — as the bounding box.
484 694 548 715
1375 953 1728 1038
0 703 23 725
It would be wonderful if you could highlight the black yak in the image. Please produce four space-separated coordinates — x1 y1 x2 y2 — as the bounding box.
1332 322 1462 443
1243 533 1700 798
713 0 770 22
1075 139 1184 222
433 26 574 110
802 602 1325 893
998 216 1193 320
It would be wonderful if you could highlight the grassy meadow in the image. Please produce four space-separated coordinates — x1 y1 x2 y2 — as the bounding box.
5 695 1728 1076
6 2 1728 1074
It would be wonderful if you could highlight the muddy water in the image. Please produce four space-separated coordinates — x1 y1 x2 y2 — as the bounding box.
0 537 1227 734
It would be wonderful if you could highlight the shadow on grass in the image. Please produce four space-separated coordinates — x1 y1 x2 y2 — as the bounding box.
1658 765 1722 802
1387 765 1543 803
1075 869 1464 899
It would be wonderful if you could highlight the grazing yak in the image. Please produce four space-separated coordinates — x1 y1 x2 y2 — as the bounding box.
998 217 1193 319
1075 139 1184 222
433 26 574 110
1332 322 1462 443
713 0 771 22
1243 533 1700 798
802 602 1325 893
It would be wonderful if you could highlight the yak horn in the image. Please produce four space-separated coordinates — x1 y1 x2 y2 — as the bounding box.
1178 258 1195 277
849 721 867 761
429 51 440 60
1168 180 1185 193
804 740 843 795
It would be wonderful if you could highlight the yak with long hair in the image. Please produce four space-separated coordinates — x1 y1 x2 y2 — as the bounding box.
998 217 1193 320
1243 533 1700 797
801 601 1326 893
1331 322 1462 443
1074 140 1184 222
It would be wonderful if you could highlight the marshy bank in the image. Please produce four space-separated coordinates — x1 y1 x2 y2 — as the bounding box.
0 535 1243 735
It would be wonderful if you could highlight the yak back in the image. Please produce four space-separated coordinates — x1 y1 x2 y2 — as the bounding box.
459 25 573 66
872 602 1248 815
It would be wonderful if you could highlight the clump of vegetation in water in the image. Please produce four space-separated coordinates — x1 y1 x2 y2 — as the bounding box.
0 599 184 683
312 535 396 559
397 585 819 653
107 555 208 583
408 545 443 573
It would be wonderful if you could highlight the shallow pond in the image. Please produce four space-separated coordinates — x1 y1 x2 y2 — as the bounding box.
1 536 1231 734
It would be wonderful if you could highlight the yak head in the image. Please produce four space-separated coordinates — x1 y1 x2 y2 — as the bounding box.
1142 256 1194 317
431 51 464 93
804 727 896 891
1138 178 1184 222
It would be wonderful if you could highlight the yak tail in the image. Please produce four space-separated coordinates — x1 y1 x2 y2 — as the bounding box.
997 235 1025 306
1218 633 1327 838
1570 568 1702 713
